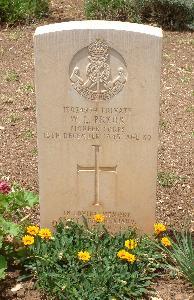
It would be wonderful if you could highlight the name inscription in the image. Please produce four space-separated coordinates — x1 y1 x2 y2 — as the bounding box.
42 106 152 141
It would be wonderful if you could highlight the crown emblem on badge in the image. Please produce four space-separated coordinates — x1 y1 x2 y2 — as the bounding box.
70 39 127 101
88 39 109 57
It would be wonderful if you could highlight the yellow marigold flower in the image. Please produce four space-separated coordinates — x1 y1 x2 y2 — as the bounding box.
26 225 39 236
125 253 136 264
117 249 128 260
125 239 137 250
22 235 34 246
117 249 136 264
93 214 105 223
77 251 91 262
38 228 52 240
161 236 171 247
154 223 166 235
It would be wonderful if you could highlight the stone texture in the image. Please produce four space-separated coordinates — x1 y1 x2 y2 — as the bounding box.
34 21 162 233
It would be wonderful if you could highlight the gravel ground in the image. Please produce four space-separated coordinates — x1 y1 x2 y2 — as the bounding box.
156 31 193 230
0 0 193 299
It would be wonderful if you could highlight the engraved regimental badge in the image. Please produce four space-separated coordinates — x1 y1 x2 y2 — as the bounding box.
70 39 127 101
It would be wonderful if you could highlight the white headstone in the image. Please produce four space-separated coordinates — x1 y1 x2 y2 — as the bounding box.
34 21 162 233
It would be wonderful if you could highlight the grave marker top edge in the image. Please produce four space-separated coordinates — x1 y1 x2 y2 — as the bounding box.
34 20 162 37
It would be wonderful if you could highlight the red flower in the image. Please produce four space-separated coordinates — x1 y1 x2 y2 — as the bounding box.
0 180 11 194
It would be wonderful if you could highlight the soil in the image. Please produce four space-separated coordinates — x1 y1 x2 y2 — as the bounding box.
0 0 193 299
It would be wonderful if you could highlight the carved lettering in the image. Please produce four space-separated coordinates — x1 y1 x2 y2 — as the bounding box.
43 132 60 139
63 210 136 233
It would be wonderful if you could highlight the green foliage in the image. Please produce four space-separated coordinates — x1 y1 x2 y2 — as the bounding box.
0 184 38 214
24 220 165 300
170 231 194 285
185 105 194 113
0 0 49 24
154 231 194 286
0 180 39 280
84 0 140 22
137 0 194 30
0 255 7 279
84 0 194 30
5 70 19 82
157 171 186 187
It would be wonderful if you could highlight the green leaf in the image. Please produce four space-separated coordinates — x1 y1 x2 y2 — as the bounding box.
0 193 13 213
0 255 7 280
23 191 39 207
8 222 20 236
0 236 3 249
1 220 20 237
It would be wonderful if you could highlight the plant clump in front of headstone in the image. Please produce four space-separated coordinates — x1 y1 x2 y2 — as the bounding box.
84 0 194 30
0 179 39 280
0 0 49 24
153 226 194 286
21 216 193 299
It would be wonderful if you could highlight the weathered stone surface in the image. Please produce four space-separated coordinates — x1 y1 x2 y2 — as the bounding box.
34 21 162 233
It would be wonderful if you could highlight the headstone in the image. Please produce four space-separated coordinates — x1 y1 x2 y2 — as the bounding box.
34 21 162 233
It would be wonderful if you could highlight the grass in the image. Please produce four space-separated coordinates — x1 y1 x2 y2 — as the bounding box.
178 39 194 46
5 70 19 82
1 95 14 105
163 53 171 59
185 105 194 113
184 66 192 73
23 130 34 139
31 148 38 155
8 30 22 41
23 83 34 93
158 172 186 188
180 76 191 83
9 114 20 124
160 119 168 129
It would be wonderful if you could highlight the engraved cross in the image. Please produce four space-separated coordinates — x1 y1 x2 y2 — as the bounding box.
77 145 117 206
